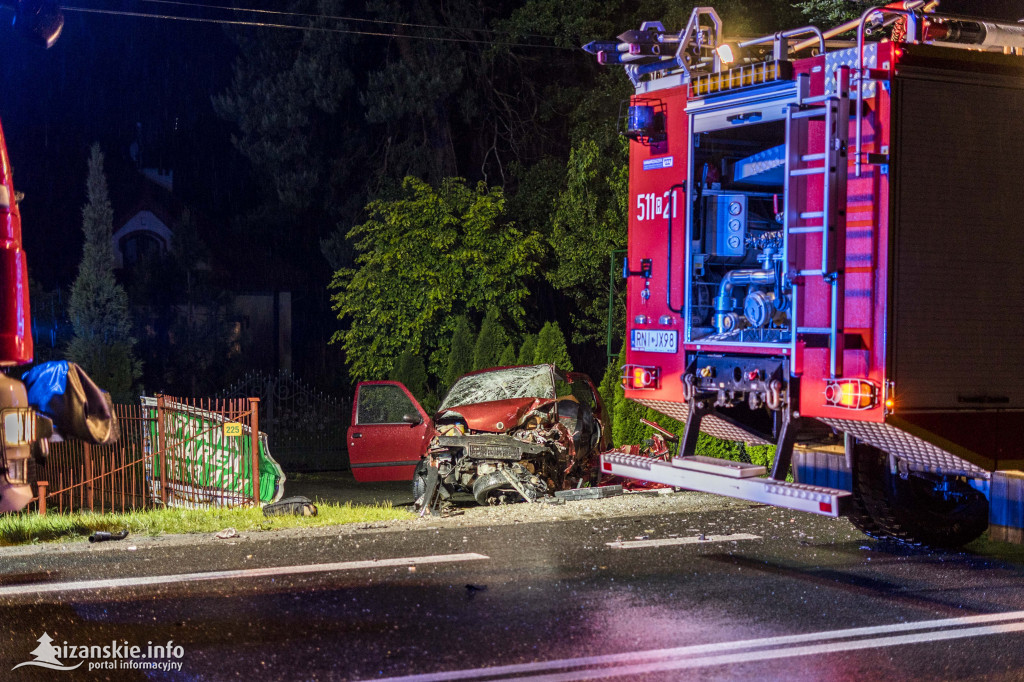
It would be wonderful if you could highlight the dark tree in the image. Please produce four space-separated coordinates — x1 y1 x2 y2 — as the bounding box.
390 350 429 402
498 343 517 367
517 333 537 366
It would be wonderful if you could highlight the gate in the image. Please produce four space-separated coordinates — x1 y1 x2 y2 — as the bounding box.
221 370 350 472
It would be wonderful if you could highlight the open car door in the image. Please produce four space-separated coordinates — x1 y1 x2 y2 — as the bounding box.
347 381 432 482
568 372 610 451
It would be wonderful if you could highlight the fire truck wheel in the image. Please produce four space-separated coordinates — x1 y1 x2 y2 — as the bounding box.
847 487 887 538
853 444 988 548
846 441 889 539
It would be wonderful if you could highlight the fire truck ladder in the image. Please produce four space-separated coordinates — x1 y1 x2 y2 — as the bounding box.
784 67 850 378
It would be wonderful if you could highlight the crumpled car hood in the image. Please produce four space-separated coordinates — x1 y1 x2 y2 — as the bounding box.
436 397 554 433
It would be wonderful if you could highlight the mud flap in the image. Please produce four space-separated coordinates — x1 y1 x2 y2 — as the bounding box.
418 465 444 517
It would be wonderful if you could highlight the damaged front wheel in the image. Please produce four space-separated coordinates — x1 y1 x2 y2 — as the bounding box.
472 466 548 505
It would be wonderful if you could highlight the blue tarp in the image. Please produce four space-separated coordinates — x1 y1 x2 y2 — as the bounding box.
22 360 117 445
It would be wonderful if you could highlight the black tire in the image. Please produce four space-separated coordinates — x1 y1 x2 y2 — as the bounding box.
851 442 988 548
847 482 887 538
412 459 429 502
472 471 512 505
845 441 887 538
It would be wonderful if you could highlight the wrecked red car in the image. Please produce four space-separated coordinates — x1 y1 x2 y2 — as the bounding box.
347 364 608 508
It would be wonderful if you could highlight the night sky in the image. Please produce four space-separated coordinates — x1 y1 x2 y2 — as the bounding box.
0 0 1020 289
0 5 237 287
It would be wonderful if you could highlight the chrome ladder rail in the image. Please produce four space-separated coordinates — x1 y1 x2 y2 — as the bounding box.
784 67 850 378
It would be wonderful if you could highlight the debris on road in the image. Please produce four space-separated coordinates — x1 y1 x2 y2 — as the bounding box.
264 496 318 517
556 485 623 501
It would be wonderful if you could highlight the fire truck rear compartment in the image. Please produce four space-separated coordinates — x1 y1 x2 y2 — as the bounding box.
819 70 1024 471
889 75 1024 415
690 120 790 344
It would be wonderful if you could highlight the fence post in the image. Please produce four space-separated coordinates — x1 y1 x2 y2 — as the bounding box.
84 442 94 511
37 481 47 516
249 397 260 506
157 394 168 506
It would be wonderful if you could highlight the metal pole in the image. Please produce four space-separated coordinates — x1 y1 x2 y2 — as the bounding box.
37 481 46 516
250 398 261 506
84 442 93 511
157 394 168 506
607 249 627 364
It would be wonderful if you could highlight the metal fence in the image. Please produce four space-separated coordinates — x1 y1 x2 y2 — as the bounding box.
221 370 350 472
28 403 151 515
28 396 263 515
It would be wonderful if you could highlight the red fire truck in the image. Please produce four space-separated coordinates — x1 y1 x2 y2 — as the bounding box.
591 3 1024 547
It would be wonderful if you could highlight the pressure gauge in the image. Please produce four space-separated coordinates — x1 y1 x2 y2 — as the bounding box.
728 201 742 216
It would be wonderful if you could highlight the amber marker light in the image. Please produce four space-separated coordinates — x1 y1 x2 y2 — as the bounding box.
824 379 877 410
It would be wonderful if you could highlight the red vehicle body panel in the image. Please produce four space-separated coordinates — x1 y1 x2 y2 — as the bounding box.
444 398 551 433
0 119 32 367
347 381 432 482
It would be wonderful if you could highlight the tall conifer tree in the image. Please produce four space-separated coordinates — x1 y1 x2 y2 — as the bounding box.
443 315 475 389
533 321 573 371
517 334 537 366
472 308 505 371
67 144 141 401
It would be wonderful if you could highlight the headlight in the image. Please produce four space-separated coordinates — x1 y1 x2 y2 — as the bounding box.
5 457 27 484
3 409 34 446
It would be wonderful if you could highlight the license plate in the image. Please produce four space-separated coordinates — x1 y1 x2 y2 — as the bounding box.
630 329 678 353
469 444 522 460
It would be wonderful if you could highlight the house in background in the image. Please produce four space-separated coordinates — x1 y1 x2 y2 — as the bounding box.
109 163 294 377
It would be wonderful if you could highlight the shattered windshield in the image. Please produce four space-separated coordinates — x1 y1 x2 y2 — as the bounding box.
439 365 556 410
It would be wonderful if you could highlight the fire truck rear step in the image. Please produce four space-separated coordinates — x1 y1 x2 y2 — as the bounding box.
601 452 852 518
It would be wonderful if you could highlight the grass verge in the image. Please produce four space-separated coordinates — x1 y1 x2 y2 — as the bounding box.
0 502 413 547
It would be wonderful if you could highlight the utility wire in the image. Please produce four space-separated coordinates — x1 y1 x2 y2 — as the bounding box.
137 0 553 39
61 4 571 49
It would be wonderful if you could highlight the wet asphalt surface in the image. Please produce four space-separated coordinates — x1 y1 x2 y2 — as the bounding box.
2 488 1024 681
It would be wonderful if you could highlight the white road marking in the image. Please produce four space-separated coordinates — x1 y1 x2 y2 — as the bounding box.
523 620 1024 682
361 610 1024 682
0 553 489 598
606 533 761 549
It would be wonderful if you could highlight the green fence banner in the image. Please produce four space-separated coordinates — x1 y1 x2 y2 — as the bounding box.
142 397 286 508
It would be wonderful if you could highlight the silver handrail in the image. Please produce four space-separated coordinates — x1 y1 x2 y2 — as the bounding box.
739 26 825 60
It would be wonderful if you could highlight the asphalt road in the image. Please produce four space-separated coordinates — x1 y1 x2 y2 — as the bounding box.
2 492 1024 681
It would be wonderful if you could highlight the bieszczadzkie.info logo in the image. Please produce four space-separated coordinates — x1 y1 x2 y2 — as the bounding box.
13 632 184 672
